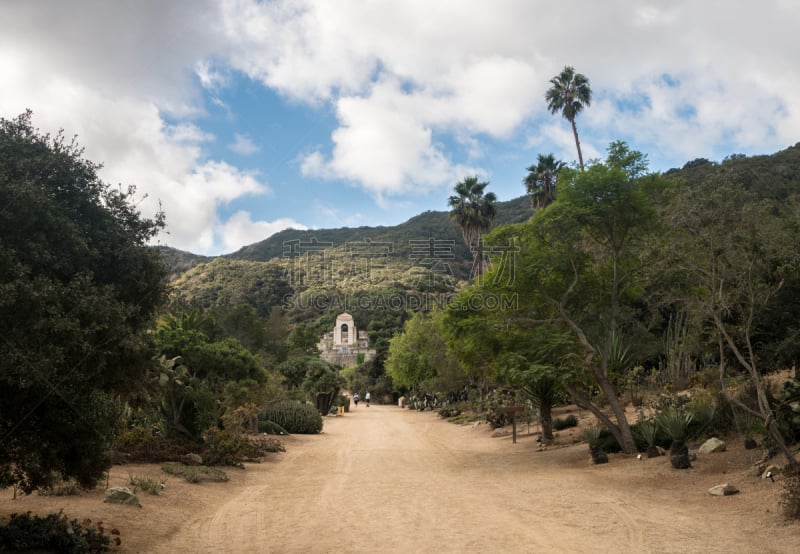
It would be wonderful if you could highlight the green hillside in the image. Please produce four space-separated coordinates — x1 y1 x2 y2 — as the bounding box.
225 195 532 273
160 142 800 342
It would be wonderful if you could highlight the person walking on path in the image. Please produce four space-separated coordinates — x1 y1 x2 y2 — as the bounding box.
353 393 359 408
365 391 371 407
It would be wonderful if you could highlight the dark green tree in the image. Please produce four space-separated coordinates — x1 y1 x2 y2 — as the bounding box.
545 66 592 170
448 176 497 277
0 112 168 492
523 153 566 210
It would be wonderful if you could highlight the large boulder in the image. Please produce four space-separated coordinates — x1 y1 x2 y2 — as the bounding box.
698 437 726 454
104 487 141 507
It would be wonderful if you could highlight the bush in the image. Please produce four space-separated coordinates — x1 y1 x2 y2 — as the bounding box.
37 475 82 497
438 407 462 418
202 427 285 466
552 414 578 430
112 429 199 463
258 420 289 435
127 474 163 495
262 401 323 434
0 510 118 553
161 464 229 483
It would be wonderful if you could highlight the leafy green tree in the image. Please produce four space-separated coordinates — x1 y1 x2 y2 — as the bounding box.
215 303 267 353
276 356 330 390
155 309 210 357
523 153 566 210
0 112 168 492
482 142 664 453
301 359 346 414
263 306 291 363
385 311 466 394
182 338 266 389
287 322 320 357
448 176 497 277
545 66 592 170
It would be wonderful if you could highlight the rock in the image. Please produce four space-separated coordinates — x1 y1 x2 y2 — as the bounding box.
398 396 405 408
688 450 697 461
104 487 141 507
698 437 727 454
180 453 203 465
708 483 739 496
491 428 510 438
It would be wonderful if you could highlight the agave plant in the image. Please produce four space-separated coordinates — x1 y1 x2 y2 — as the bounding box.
635 418 661 458
580 425 608 464
656 409 693 469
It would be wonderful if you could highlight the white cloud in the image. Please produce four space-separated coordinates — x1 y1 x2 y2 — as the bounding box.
4 0 800 255
218 211 307 253
229 133 260 156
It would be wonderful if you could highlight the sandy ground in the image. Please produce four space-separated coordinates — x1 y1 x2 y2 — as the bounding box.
2 404 799 553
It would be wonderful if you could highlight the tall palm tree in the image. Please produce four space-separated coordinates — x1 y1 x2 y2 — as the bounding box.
523 153 566 210
448 176 497 277
545 66 592 170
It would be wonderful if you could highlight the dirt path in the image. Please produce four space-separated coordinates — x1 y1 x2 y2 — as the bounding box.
156 405 797 553
3 405 799 552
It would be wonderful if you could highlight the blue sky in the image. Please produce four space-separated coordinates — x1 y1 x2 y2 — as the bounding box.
2 0 799 255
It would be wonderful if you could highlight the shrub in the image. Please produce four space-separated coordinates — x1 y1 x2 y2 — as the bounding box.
656 409 693 442
112 428 198 463
161 464 229 483
438 407 462 418
0 510 118 553
257 420 289 435
127 474 163 495
262 401 323 434
579 425 603 449
634 419 659 447
202 426 284 466
552 414 579 430
38 475 82 497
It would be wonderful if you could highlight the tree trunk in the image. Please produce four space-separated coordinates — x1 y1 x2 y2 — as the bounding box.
565 383 637 454
590 446 608 464
669 440 691 469
597 374 638 453
571 118 584 170
541 401 554 443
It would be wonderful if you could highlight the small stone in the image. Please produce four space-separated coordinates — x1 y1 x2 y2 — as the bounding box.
708 483 739 496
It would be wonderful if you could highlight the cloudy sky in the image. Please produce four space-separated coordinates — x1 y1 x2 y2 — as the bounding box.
2 1 798 255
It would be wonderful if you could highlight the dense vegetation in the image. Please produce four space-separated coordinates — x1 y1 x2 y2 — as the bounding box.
0 112 168 493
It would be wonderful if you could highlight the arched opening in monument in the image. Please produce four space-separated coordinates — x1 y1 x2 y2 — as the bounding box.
340 323 349 344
